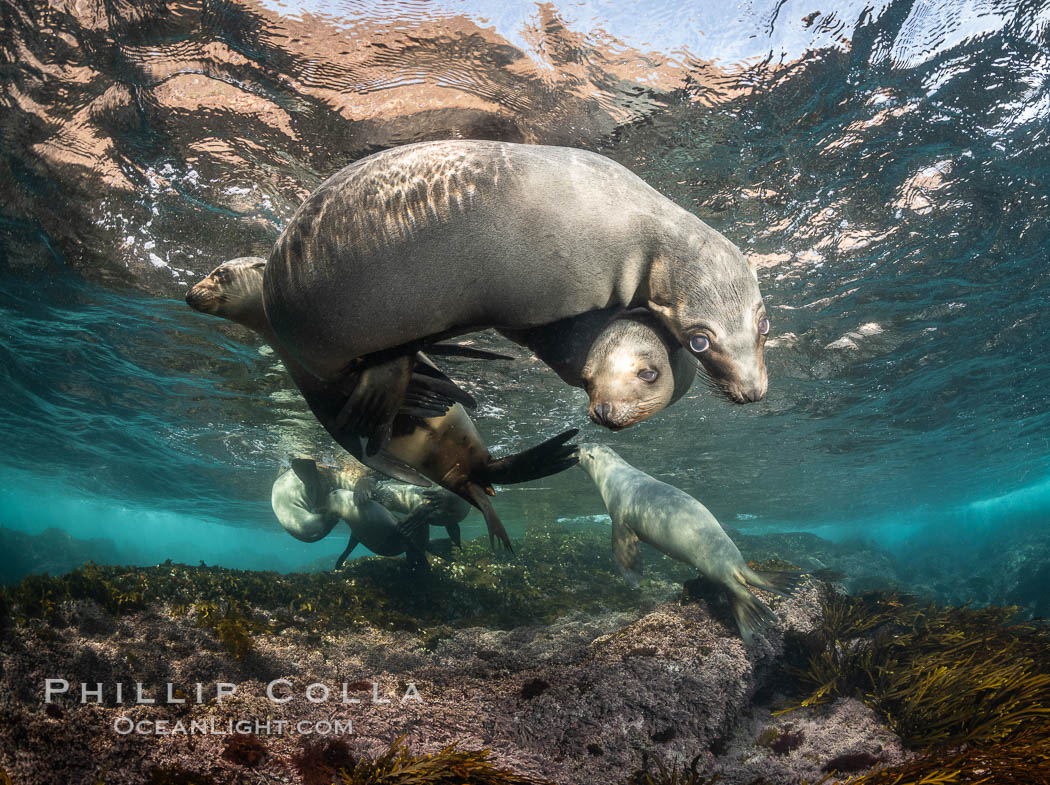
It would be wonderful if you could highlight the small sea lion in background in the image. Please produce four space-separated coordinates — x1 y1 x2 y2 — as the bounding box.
270 459 426 568
187 258 578 550
262 140 770 453
576 443 802 644
271 459 463 569
500 308 697 430
369 476 471 548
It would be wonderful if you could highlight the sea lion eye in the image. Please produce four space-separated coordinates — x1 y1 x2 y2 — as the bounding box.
689 335 710 354
638 369 658 383
758 316 770 335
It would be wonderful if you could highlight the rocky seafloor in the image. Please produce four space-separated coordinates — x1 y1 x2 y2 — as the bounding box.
1 523 1048 785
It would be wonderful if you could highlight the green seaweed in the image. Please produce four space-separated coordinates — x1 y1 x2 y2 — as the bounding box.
778 588 1050 784
0 522 689 639
779 588 1050 748
338 736 551 784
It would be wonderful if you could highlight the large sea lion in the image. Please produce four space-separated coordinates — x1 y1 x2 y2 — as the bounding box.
186 258 577 550
576 443 801 643
500 307 697 430
262 140 770 451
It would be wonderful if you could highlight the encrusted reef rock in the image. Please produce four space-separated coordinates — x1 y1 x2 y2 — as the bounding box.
0 526 848 785
0 593 826 785
711 699 908 784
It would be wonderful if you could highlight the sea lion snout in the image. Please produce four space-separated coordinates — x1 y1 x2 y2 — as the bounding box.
588 400 646 430
185 280 217 313
706 354 767 404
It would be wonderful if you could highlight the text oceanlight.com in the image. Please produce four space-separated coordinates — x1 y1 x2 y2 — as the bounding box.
112 717 353 736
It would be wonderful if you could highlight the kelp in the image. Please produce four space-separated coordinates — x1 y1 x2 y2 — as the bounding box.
338 737 550 784
779 588 1050 785
781 588 1050 748
829 720 1050 784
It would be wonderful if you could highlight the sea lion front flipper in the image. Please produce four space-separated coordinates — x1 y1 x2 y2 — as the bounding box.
290 458 329 512
394 507 432 540
335 536 359 570
425 344 515 362
479 429 580 486
611 517 642 587
408 364 477 410
727 584 778 646
334 354 414 455
392 487 445 539
464 483 513 552
361 451 433 488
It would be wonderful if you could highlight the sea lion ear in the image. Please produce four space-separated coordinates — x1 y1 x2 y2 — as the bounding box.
647 300 674 321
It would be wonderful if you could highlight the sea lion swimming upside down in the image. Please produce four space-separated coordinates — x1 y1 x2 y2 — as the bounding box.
186 257 578 550
262 140 770 452
271 458 467 568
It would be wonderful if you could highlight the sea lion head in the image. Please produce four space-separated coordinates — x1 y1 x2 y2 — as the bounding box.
576 442 615 470
581 314 681 430
648 236 768 404
186 257 266 327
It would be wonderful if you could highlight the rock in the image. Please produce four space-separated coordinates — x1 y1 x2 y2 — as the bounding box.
0 527 124 586
0 568 832 785
710 698 909 784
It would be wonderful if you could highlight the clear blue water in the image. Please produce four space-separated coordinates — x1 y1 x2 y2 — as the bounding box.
1 0 1048 592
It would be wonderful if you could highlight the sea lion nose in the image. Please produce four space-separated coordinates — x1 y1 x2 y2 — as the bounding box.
185 288 201 308
740 374 768 402
592 402 613 426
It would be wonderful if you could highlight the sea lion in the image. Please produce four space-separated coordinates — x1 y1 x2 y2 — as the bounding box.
576 443 801 643
369 476 471 547
262 140 769 451
187 258 577 550
500 307 697 430
270 460 428 568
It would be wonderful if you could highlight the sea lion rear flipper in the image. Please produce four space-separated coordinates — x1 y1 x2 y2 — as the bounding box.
479 429 580 486
464 484 514 552
744 567 806 597
290 458 329 512
728 584 778 646
424 538 455 561
612 518 642 587
334 536 359 570
445 521 462 548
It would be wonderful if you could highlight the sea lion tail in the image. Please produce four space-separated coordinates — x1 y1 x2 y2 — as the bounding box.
464 484 514 552
728 583 778 645
743 567 806 597
479 429 580 485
